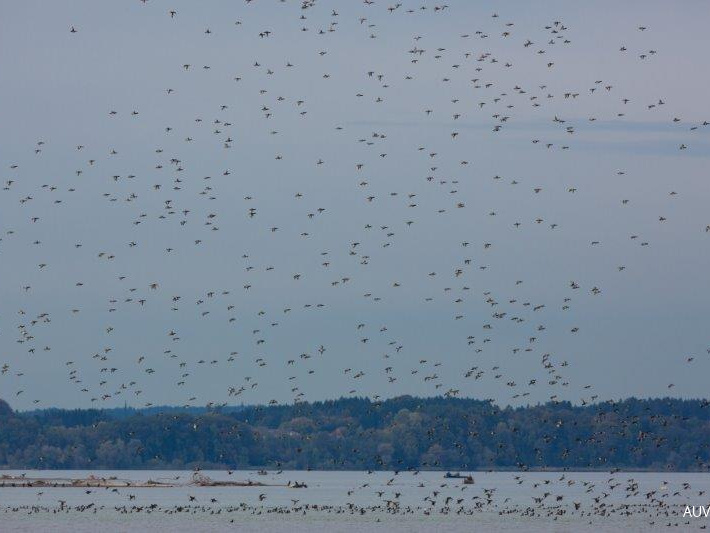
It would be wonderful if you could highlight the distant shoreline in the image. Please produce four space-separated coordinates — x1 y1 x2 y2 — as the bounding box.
0 466 703 473
2 396 709 473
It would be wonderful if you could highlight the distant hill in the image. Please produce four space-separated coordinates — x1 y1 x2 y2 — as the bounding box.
19 404 248 424
1 396 709 471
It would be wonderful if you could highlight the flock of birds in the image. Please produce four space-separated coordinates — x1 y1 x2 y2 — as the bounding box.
3 1 707 409
1 0 710 528
3 470 710 529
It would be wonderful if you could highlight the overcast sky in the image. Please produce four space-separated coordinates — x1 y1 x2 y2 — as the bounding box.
1 0 709 410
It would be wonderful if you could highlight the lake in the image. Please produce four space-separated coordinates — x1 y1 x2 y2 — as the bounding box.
0 470 707 531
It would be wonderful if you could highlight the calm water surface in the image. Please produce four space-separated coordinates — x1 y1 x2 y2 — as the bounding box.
1 470 708 532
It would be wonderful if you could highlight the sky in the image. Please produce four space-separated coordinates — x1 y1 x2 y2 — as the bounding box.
1 0 709 410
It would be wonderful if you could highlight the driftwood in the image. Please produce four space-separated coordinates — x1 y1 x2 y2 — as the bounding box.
0 472 284 489
188 471 268 487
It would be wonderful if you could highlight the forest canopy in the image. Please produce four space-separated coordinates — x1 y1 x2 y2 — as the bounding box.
1 396 708 471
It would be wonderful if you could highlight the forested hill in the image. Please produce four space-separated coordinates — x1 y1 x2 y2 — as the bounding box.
1 396 709 471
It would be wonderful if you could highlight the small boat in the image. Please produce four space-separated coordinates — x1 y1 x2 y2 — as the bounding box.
444 472 465 479
256 469 268 476
444 472 474 483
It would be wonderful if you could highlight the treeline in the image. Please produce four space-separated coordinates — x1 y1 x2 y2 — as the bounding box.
1 396 709 471
20 403 247 423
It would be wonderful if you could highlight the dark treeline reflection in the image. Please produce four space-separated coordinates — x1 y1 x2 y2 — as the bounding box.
1 396 708 471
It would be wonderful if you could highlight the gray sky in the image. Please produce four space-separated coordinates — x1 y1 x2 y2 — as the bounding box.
1 0 710 410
